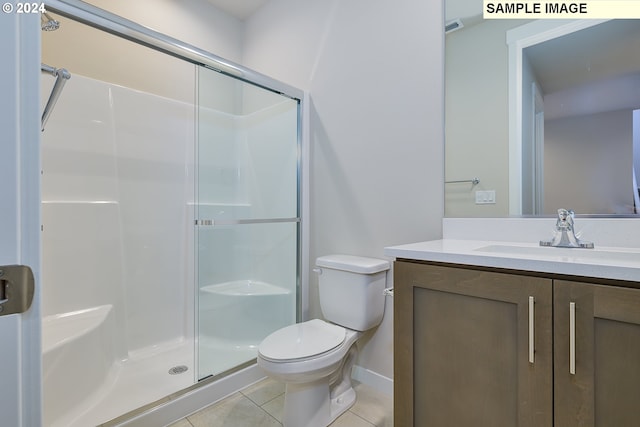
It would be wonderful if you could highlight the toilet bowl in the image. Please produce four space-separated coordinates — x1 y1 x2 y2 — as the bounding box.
258 319 361 427
257 255 390 427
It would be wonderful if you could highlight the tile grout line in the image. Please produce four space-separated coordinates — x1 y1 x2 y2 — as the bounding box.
172 380 391 427
240 389 285 408
243 393 283 426
346 409 377 427
257 395 284 425
261 407 283 426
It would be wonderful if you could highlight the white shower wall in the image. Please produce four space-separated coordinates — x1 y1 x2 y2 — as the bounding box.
41 67 300 423
197 97 299 288
41 72 196 354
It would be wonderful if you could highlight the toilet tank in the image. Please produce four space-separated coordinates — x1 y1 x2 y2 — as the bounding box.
316 255 390 331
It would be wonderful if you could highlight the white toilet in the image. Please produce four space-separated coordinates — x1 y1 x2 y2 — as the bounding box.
257 254 390 427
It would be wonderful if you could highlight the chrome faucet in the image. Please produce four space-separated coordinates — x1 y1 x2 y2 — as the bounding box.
540 208 594 249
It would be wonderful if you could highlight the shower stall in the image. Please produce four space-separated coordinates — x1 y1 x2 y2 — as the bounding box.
40 2 305 426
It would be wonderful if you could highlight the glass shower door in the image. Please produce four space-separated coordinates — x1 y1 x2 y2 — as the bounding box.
196 66 300 379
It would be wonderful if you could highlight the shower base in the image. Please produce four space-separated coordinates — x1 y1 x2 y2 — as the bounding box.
44 279 293 426
49 338 194 427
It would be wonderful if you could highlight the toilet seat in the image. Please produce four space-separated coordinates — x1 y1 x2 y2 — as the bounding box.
259 319 346 363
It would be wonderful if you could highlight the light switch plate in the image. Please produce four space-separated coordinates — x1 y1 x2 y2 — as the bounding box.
475 190 496 204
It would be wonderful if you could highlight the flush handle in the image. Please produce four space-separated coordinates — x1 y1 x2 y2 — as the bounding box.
0 265 35 316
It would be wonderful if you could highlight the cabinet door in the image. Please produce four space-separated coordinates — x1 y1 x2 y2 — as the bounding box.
554 281 640 427
395 262 553 427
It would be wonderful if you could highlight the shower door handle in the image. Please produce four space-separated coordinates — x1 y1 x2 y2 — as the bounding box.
0 265 35 316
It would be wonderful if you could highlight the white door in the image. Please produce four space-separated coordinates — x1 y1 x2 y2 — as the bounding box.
532 82 544 215
0 12 42 427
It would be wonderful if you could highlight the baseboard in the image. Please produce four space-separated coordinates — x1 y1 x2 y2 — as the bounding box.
352 365 393 397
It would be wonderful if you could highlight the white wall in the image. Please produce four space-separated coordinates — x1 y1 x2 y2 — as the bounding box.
85 0 244 63
544 109 635 215
41 73 196 352
44 0 244 103
243 0 445 381
444 20 522 217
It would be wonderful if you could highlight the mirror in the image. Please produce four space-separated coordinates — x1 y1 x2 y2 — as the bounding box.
444 3 640 218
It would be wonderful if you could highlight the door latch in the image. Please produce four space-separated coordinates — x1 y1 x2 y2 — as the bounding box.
0 265 35 316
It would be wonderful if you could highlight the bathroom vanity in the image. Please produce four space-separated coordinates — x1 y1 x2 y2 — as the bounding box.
385 240 640 427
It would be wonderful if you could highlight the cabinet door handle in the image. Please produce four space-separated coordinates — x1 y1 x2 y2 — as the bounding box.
569 302 576 375
528 296 535 364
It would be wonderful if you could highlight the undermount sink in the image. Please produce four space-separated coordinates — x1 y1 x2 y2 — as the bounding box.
475 244 640 264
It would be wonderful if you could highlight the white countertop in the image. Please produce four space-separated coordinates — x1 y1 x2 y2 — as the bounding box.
384 239 640 282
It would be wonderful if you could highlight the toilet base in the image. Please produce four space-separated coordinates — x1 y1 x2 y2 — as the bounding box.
280 340 359 427
282 380 356 427
330 386 356 421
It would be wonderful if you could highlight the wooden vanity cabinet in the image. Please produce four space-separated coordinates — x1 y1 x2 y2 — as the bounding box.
553 280 640 427
394 260 640 427
394 261 553 427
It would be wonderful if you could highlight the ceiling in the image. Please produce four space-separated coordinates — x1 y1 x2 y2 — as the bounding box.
444 1 640 96
445 0 481 23
525 20 640 94
214 1 640 97
205 0 270 20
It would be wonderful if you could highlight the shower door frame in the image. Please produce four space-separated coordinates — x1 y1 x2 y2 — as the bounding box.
195 66 304 379
40 0 309 420
43 0 309 320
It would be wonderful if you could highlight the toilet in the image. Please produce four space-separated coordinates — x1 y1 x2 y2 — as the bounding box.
257 254 390 427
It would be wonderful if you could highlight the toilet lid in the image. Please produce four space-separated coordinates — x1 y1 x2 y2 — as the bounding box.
259 319 345 361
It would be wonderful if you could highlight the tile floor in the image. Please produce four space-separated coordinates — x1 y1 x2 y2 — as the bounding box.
168 378 393 427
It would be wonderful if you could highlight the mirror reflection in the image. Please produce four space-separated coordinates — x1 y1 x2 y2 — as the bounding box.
444 2 640 217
